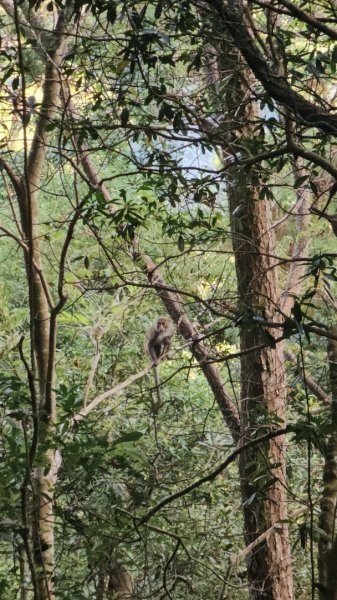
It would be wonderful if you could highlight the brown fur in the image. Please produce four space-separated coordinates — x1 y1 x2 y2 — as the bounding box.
145 316 174 405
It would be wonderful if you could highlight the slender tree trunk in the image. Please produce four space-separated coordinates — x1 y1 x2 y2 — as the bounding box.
280 158 311 316
5 7 72 598
18 543 28 600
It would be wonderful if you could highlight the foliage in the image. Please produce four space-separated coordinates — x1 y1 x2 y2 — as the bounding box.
1 0 337 598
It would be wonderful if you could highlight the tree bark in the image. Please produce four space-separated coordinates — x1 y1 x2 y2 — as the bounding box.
2 5 73 598
318 325 337 599
97 563 134 600
228 167 293 600
205 16 294 595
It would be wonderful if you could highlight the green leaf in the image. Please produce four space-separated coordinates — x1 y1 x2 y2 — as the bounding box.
309 181 318 195
116 60 129 74
294 175 308 189
121 107 129 126
283 318 295 339
45 122 56 132
299 523 307 549
260 328 276 349
178 235 185 252
275 156 287 172
12 77 19 90
154 1 163 19
112 431 143 447
107 2 117 23
304 328 311 344
292 301 302 324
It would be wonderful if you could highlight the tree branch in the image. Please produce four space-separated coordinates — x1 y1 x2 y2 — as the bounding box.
277 0 337 40
137 426 292 526
139 253 241 441
73 367 151 422
207 0 337 135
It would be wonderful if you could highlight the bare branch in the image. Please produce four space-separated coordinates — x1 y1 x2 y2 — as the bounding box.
137 426 291 526
73 367 151 422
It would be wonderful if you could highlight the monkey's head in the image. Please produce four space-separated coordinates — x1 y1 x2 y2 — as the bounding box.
156 316 171 333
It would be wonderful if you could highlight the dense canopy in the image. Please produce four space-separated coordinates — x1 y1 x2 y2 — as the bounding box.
1 1 337 599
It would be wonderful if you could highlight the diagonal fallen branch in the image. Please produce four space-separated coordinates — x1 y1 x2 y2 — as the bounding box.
73 366 151 422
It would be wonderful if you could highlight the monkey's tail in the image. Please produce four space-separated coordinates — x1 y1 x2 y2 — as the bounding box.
153 365 162 409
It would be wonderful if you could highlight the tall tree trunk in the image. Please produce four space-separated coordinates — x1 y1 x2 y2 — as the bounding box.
206 16 293 593
228 167 292 600
318 325 337 599
4 6 72 598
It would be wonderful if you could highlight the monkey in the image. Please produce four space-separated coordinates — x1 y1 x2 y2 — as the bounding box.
144 316 174 406
145 316 174 365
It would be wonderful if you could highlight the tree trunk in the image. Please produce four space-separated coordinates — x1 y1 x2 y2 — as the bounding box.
318 325 337 599
5 7 72 599
228 168 293 600
96 562 134 600
205 17 294 595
